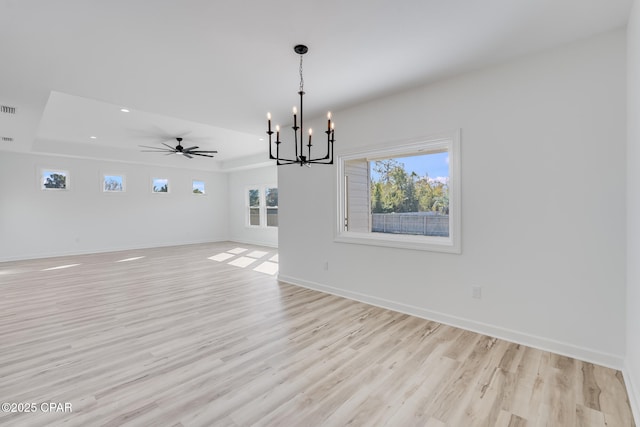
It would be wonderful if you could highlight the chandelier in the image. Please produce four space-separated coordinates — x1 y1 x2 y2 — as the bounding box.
267 44 335 166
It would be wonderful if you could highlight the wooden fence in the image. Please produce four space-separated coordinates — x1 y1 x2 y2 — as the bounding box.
371 213 449 237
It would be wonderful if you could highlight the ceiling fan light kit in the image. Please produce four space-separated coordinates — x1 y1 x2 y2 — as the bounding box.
139 137 218 159
267 44 335 167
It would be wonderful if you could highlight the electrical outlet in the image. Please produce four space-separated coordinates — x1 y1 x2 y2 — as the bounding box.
472 286 482 299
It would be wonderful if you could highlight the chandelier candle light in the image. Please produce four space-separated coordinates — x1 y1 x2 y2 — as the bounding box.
267 44 335 166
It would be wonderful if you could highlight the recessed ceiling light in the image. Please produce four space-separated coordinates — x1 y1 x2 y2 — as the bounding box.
90 136 97 139
120 108 130 113
259 138 264 141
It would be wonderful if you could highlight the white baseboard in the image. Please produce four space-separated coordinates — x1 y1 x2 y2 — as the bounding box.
228 238 278 248
277 274 624 370
624 364 640 426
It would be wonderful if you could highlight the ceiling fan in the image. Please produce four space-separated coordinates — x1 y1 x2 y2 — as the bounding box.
139 137 218 159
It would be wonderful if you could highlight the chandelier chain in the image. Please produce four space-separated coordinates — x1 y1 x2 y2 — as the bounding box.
299 54 304 92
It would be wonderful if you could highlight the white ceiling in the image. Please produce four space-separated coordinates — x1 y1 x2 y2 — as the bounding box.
0 0 633 169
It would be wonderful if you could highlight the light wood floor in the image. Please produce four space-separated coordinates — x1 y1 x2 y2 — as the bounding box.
0 242 635 427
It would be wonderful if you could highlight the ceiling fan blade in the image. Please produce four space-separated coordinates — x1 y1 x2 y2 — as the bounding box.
140 144 171 150
141 137 215 159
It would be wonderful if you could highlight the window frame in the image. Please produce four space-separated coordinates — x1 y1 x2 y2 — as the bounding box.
246 187 262 227
192 179 206 195
103 174 126 193
265 186 279 228
245 185 278 228
40 168 70 191
335 130 461 253
151 177 170 194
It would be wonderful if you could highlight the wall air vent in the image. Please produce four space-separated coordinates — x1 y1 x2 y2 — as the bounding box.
1 105 16 114
2 137 14 142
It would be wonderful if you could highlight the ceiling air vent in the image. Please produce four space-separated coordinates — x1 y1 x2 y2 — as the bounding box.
1 105 16 114
2 137 13 142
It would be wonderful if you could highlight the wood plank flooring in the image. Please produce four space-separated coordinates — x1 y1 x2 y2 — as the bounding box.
0 242 635 426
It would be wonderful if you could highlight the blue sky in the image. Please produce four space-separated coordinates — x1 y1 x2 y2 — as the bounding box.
193 180 205 193
370 151 449 181
153 178 168 192
104 175 123 185
43 170 66 180
104 175 124 191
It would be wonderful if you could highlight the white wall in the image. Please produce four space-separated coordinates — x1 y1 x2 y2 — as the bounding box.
626 0 640 420
278 30 627 367
0 151 229 261
227 165 278 247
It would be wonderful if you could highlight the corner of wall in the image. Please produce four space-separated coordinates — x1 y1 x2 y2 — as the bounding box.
624 361 640 426
627 0 640 424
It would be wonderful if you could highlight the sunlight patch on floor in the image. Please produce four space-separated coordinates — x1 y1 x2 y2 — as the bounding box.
42 264 80 271
247 250 268 259
116 256 145 263
0 269 21 276
208 253 235 262
253 261 278 275
228 247 248 254
208 247 278 276
228 256 257 268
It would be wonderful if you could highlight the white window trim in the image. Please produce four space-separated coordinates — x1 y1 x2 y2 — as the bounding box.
245 185 278 228
192 179 206 195
246 186 262 228
335 130 461 254
151 177 170 194
102 173 126 193
264 185 279 228
39 168 70 191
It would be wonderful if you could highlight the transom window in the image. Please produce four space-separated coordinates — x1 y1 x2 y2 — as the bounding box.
336 130 461 253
